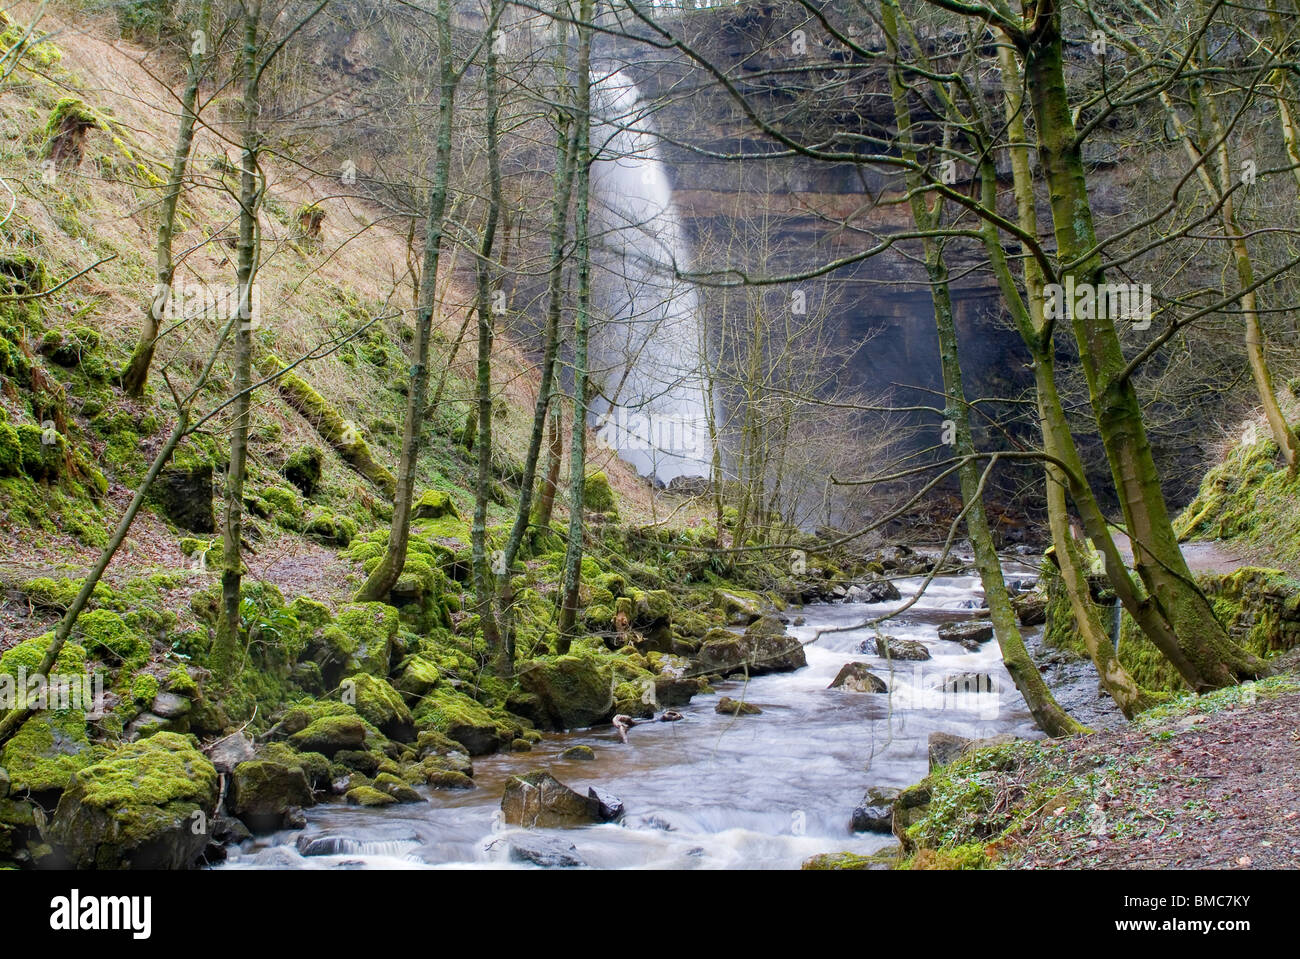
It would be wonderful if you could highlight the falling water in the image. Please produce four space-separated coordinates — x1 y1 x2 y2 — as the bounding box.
588 65 712 484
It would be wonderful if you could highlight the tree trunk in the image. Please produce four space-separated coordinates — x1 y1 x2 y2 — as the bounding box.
1021 6 1269 688
212 1 263 685
557 0 594 645
355 0 457 603
120 0 211 397
882 0 1082 735
472 0 505 673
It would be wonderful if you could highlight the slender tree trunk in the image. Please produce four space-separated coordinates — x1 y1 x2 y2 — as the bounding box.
355 0 458 603
534 394 564 534
557 0 594 646
473 0 505 673
496 22 578 656
1183 77 1299 469
1021 6 1269 688
121 0 211 397
213 1 263 685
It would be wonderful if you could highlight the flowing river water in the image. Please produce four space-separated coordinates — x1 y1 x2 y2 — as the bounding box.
221 562 1050 870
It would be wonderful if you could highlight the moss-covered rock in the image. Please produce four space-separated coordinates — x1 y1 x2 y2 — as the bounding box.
412 489 460 520
512 654 614 731
583 471 617 514
282 446 324 496
411 687 505 756
229 760 314 833
288 715 367 756
315 602 399 681
76 609 149 665
343 673 414 742
47 733 219 869
372 772 423 803
346 785 397 807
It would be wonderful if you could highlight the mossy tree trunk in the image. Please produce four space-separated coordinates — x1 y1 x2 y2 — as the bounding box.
355 0 458 604
983 37 1160 717
121 0 211 398
883 0 1082 736
497 13 578 662
557 0 595 647
472 0 505 674
213 0 264 685
1020 3 1269 689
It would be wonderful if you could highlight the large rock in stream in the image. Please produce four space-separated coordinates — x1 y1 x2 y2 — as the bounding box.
512 655 614 731
499 770 625 828
694 616 806 678
828 662 887 693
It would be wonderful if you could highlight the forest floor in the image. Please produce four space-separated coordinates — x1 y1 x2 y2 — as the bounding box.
982 656 1300 869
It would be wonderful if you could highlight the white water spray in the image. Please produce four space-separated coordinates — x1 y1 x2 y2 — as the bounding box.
588 66 712 484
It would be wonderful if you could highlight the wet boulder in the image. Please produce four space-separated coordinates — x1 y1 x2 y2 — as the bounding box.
501 834 586 868
850 786 900 833
695 617 806 678
499 770 624 828
229 760 314 833
937 620 994 646
873 636 931 661
47 733 219 869
1012 594 1048 626
715 696 761 715
828 662 887 693
845 578 902 604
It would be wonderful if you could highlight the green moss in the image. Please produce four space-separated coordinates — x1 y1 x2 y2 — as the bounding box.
583 471 617 513
49 732 218 857
0 423 21 476
130 672 160 704
0 708 92 794
262 354 396 497
412 489 460 520
75 609 149 665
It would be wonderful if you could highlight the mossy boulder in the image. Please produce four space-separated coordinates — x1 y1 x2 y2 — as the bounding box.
411 687 504 756
394 655 442 698
343 673 414 742
412 489 460 520
229 760 314 833
76 609 149 665
282 446 324 496
16 423 65 481
512 655 614 731
714 588 763 625
346 785 397 807
288 715 368 756
372 772 423 803
47 733 219 869
583 471 617 514
695 617 806 677
316 602 399 681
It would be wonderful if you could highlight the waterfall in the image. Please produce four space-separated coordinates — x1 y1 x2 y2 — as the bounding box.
588 65 712 484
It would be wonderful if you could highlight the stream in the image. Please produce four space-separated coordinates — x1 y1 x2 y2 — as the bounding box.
220 562 1049 870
